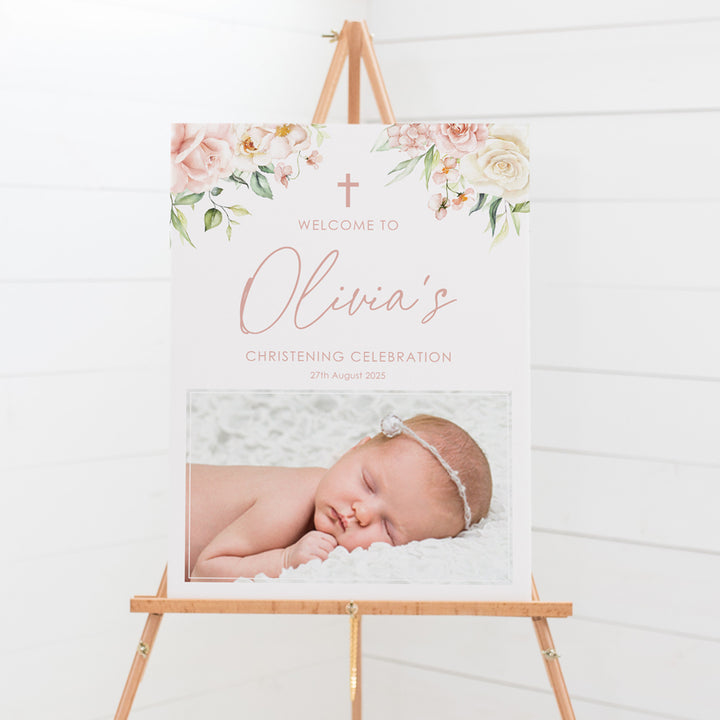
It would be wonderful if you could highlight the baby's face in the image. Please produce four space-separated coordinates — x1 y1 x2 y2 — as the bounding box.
313 436 463 550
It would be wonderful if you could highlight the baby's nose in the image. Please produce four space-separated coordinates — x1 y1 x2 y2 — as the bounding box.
352 500 375 526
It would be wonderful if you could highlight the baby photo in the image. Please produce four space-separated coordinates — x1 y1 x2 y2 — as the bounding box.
185 391 512 586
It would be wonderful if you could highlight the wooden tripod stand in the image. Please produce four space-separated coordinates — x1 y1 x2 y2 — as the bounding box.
115 20 576 719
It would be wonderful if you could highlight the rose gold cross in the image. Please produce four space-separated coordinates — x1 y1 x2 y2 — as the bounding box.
338 173 359 207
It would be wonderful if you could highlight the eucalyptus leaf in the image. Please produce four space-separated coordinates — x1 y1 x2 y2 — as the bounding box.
250 171 273 199
173 192 204 206
488 196 502 235
210 187 223 196
385 155 422 186
204 208 222 231
423 146 436 189
170 208 194 247
490 218 509 249
230 205 250 217
469 193 486 216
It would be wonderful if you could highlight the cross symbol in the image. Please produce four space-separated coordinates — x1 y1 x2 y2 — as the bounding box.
338 173 359 207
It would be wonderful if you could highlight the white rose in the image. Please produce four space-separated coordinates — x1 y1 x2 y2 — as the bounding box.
459 125 529 203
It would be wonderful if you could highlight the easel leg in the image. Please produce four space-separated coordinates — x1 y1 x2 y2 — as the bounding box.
115 568 167 720
531 578 576 720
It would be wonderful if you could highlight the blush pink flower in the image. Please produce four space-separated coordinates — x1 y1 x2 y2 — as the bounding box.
305 149 323 168
428 193 448 220
170 123 236 194
274 163 292 188
432 156 460 185
451 187 475 210
429 123 488 156
387 123 432 157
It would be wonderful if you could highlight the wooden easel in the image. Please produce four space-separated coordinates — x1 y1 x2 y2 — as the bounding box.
116 21 576 719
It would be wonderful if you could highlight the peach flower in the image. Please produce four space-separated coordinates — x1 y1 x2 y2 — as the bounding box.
451 187 475 210
274 163 292 188
170 123 236 194
429 123 488 156
428 193 448 220
265 124 311 160
459 125 529 203
233 125 273 171
306 149 323 168
387 123 432 157
432 156 460 185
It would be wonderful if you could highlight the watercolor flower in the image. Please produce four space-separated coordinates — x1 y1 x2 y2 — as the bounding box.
387 123 433 157
429 123 488 156
274 163 292 188
264 124 311 160
459 125 530 203
432 156 460 185
170 123 236 194
452 187 475 210
233 124 274 171
428 193 449 220
305 149 323 168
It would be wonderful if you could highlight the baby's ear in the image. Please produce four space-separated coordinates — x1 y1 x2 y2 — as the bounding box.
353 436 371 449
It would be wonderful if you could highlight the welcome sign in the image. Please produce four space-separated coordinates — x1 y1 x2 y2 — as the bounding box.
168 122 531 600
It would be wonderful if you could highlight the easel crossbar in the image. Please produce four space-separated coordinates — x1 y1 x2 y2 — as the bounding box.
131 597 572 617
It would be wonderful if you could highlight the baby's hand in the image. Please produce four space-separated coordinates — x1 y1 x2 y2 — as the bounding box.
283 531 338 569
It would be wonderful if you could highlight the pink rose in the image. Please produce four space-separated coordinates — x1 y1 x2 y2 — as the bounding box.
387 123 432 157
429 123 488 156
171 124 236 194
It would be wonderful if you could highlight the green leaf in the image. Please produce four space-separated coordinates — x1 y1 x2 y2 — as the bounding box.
175 207 188 229
488 196 503 235
385 155 422 185
371 128 392 152
423 146 436 189
250 171 273 199
512 201 530 213
230 172 249 187
170 207 195 247
204 208 222 231
226 224 233 242
230 205 250 217
258 164 275 173
210 186 223 196
512 211 522 234
173 192 204 206
468 193 487 216
491 218 509 249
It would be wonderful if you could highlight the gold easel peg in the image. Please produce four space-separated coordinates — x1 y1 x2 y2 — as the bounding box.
542 648 560 660
322 30 339 42
346 601 359 701
137 642 150 657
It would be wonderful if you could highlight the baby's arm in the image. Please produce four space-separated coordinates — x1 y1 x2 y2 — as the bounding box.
190 482 336 580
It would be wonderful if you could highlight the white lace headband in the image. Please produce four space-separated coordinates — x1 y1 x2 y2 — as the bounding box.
380 414 472 530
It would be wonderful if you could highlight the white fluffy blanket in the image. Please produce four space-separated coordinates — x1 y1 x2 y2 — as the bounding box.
188 390 512 585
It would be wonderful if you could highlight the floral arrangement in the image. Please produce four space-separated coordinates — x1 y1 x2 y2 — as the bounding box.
373 122 529 245
170 123 328 245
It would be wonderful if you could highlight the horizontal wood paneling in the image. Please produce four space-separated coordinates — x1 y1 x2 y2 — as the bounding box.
369 1 720 38
370 23 719 117
533 533 720 637
0 368 170 468
531 285 720 378
531 200 720 288
533 450 720 551
1 189 170 281
532 370 720 465
366 615 720 719
0 282 169 375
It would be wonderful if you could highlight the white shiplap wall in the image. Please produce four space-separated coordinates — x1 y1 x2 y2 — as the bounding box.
2 1 719 719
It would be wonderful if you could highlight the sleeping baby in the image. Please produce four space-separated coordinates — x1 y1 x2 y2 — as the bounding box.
187 413 492 580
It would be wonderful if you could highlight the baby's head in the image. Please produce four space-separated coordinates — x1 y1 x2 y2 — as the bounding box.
313 414 492 551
